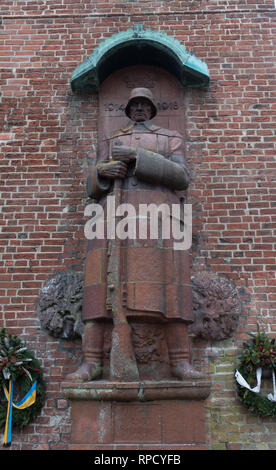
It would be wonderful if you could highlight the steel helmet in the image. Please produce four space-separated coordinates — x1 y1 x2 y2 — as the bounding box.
125 87 157 120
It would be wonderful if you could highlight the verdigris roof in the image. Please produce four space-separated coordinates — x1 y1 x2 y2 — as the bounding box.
71 25 209 91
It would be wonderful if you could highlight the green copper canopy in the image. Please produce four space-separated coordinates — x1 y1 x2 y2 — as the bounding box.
71 25 209 91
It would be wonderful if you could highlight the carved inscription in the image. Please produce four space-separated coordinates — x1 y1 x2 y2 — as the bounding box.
157 101 179 111
104 103 125 112
123 73 156 89
104 101 180 113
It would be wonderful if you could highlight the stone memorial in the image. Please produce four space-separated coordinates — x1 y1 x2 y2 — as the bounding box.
62 27 212 450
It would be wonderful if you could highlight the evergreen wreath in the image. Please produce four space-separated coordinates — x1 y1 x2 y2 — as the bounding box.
0 329 46 430
235 326 276 417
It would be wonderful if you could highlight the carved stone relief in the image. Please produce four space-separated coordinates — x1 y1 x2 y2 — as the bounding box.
37 270 84 340
100 321 171 380
38 270 241 343
190 272 241 341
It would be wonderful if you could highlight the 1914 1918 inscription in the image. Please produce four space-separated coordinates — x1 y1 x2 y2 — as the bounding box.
104 101 180 113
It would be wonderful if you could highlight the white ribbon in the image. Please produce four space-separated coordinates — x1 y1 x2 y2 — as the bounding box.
268 370 276 402
235 367 262 393
235 368 276 402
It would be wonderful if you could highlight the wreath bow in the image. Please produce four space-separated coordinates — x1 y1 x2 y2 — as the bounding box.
235 368 276 402
3 379 37 447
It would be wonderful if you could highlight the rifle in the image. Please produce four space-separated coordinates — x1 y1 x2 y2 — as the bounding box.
106 170 139 382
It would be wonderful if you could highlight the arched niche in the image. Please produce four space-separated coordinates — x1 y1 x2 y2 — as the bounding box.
71 25 209 92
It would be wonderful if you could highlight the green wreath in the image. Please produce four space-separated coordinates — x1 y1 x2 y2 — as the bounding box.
235 326 276 417
0 329 46 432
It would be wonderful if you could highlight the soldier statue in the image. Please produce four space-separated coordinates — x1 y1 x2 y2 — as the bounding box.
68 88 203 382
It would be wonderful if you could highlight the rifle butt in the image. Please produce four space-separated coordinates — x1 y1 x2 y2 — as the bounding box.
109 323 140 381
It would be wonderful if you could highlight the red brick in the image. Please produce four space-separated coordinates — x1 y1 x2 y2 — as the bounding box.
0 0 275 452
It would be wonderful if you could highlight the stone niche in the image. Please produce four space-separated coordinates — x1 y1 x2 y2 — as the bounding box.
59 28 213 449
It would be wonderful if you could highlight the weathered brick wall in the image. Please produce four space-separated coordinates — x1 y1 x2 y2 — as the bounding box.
0 0 275 450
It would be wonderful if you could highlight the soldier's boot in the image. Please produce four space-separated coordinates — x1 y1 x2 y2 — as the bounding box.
166 322 204 380
66 321 104 382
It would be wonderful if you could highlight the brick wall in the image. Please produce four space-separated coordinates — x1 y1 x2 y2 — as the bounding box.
0 0 275 450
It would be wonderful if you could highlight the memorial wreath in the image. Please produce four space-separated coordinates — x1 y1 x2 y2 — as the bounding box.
235 326 276 417
0 329 46 446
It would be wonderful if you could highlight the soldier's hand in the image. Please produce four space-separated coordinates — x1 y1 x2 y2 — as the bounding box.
97 161 128 179
111 144 137 163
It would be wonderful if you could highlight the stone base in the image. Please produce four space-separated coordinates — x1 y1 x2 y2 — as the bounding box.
62 379 211 450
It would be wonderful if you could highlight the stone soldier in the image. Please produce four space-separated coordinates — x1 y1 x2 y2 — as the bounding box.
68 88 202 381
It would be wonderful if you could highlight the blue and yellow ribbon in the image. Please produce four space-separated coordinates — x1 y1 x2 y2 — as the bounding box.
3 379 37 447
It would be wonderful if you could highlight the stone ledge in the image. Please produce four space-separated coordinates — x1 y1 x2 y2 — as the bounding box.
67 444 209 450
62 378 211 402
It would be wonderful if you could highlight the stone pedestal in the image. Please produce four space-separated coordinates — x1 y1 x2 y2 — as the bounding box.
62 379 211 450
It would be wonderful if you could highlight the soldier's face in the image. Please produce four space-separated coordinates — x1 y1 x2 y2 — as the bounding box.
128 98 153 122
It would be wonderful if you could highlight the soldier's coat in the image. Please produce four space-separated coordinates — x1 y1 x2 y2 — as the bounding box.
83 120 193 324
